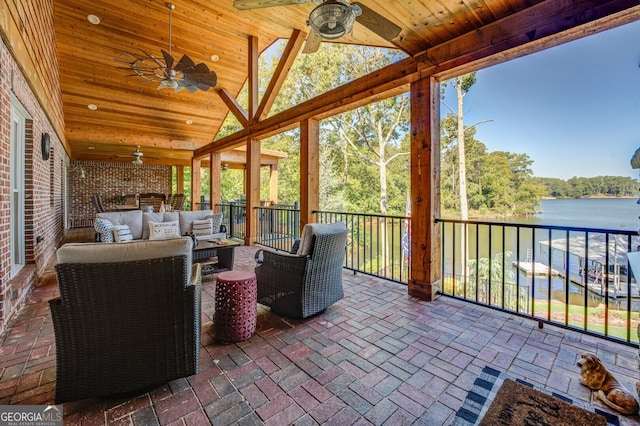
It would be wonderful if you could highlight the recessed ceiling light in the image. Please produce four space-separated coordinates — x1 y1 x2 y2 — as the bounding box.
88 146 95 149
87 104 97 110
186 119 193 125
210 54 219 62
87 14 100 25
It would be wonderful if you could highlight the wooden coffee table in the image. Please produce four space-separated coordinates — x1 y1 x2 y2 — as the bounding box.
193 239 242 275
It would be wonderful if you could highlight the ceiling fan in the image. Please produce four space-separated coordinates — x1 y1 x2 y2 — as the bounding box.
116 3 217 93
132 146 144 165
233 0 401 53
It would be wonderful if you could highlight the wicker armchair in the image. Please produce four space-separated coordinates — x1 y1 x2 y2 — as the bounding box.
49 237 201 403
254 222 348 318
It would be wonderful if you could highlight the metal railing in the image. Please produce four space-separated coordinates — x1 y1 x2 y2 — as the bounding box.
314 211 411 284
436 218 640 346
256 205 301 251
215 203 247 239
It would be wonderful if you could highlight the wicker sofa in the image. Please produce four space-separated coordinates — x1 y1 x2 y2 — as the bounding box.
94 209 225 242
49 237 201 403
254 222 348 318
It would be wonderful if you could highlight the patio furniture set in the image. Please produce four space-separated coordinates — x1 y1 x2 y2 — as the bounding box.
50 218 349 403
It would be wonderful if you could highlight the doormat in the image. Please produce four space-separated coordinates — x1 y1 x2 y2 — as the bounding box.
451 366 620 426
479 378 605 425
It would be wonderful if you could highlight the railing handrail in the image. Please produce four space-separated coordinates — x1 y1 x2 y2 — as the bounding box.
314 209 410 221
435 217 639 236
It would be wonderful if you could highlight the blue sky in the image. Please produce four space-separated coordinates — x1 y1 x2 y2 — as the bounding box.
442 19 640 180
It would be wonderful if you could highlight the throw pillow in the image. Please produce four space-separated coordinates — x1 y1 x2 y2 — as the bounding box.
206 212 224 233
149 220 181 240
113 224 134 243
94 218 115 243
192 218 213 236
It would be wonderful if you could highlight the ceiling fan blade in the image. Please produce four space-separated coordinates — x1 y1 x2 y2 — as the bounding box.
174 54 197 72
233 0 308 10
303 31 322 54
353 2 402 41
183 63 217 89
161 50 175 70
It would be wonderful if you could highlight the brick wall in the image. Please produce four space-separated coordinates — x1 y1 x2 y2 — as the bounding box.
0 38 65 334
69 161 172 228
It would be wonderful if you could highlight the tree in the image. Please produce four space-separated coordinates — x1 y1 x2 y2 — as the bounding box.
441 73 478 220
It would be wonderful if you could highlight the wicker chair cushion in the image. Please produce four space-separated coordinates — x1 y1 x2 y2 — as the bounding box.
57 238 193 278
297 221 347 256
113 225 133 243
97 210 144 239
149 220 181 240
94 218 115 243
142 211 179 239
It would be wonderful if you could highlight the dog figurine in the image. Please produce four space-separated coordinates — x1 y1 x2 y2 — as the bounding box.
577 352 639 415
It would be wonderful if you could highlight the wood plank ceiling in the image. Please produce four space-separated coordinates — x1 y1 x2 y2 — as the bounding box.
53 0 543 165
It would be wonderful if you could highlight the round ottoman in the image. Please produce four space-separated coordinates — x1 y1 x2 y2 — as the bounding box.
214 271 257 342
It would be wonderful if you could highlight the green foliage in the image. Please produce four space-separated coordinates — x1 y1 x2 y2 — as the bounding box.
537 176 638 198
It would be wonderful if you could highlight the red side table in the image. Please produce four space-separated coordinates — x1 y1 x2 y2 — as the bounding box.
214 271 257 342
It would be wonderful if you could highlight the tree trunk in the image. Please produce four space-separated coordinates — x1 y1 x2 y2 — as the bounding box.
456 79 469 220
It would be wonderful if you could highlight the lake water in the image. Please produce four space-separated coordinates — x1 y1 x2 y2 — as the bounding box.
531 198 640 231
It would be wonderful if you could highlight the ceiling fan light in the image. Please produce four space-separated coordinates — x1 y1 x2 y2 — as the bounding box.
132 157 143 165
307 1 355 40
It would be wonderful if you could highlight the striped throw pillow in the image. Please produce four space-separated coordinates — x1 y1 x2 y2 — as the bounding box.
113 225 134 243
192 218 213 236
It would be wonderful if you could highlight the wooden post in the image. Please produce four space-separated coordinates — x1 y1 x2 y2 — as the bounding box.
210 152 221 211
245 137 260 245
408 76 441 301
269 164 278 205
191 158 202 211
176 166 185 194
300 118 319 229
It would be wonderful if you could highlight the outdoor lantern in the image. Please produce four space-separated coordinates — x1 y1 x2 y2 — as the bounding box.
307 0 360 40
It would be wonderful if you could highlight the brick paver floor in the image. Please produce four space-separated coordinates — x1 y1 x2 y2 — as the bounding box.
1 243 639 425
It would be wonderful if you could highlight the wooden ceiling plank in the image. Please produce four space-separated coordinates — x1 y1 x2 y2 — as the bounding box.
255 29 306 121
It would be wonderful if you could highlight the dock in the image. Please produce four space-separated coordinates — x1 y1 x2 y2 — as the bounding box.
512 261 562 277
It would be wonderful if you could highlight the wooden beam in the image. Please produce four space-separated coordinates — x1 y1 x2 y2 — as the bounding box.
248 35 259 122
245 137 261 245
408 76 441 302
416 0 640 78
210 152 221 210
217 88 249 127
269 164 278 205
195 0 639 160
176 166 185 194
300 119 319 230
191 158 202 211
195 57 419 156
255 29 307 121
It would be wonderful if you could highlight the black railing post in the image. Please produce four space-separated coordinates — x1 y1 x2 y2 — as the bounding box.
229 202 236 238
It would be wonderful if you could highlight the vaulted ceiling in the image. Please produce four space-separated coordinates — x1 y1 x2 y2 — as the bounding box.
48 0 637 165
